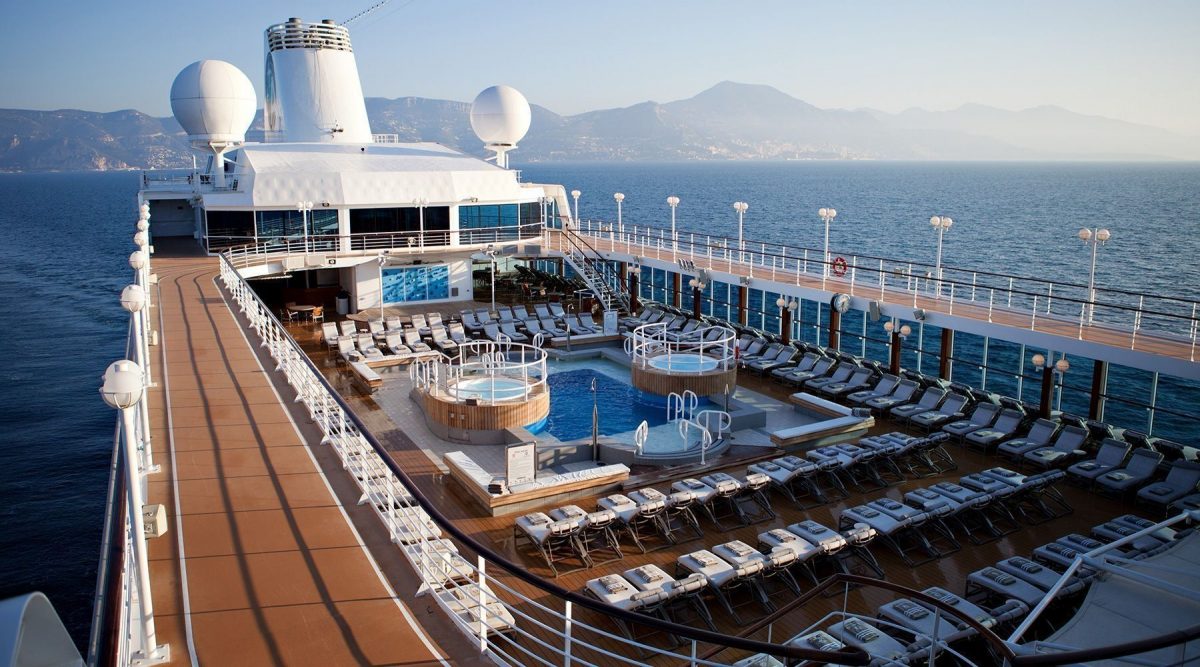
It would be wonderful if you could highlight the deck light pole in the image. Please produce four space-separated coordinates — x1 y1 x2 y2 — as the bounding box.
733 201 749 263
688 276 706 320
884 320 912 375
614 193 625 238
485 245 498 312
120 283 158 474
776 297 798 344
1078 227 1112 324
571 189 581 226
377 254 388 320
930 215 954 298
297 200 313 253
413 198 428 248
667 196 680 257
818 207 838 284
101 359 169 665
1032 353 1070 418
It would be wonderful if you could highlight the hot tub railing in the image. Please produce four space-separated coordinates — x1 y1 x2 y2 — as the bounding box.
628 321 737 373
412 340 548 404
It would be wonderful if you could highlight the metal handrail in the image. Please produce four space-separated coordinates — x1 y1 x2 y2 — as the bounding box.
216 250 863 665
560 224 631 310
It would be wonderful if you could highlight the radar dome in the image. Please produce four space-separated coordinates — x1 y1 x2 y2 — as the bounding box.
170 60 257 145
470 85 531 146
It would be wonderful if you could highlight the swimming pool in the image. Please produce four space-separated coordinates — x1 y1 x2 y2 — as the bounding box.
647 353 719 373
532 368 705 441
447 377 529 402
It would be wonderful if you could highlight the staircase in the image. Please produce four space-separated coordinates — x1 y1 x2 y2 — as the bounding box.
560 224 631 312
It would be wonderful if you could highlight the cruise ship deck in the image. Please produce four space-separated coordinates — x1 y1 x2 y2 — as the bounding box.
142 252 481 665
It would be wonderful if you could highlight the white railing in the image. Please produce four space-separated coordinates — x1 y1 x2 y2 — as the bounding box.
216 251 839 666
562 220 1200 353
413 340 547 405
628 321 738 374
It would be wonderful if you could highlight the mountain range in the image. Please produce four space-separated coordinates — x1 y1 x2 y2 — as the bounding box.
2 81 1197 172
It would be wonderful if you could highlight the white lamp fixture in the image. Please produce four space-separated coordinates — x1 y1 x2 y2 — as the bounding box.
733 201 749 262
614 192 625 236
571 189 581 225
667 196 681 254
776 296 787 309
1078 227 1113 324
818 207 838 281
930 215 954 299
1031 353 1046 368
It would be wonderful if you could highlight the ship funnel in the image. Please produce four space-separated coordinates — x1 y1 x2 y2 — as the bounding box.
262 18 372 143
170 60 257 188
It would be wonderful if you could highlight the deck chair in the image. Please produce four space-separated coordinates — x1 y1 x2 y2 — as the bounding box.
354 333 384 361
840 504 940 567
941 403 1001 443
550 505 623 567
402 329 432 353
598 494 673 553
448 321 469 344
1022 425 1090 469
996 419 1060 461
630 488 702 542
747 346 796 374
382 331 412 357
624 565 716 634
994 556 1089 596
676 549 771 624
583 574 675 645
499 321 530 343
846 374 900 406
872 496 960 554
826 617 910 665
666 319 702 341
698 473 753 527
741 342 783 366
965 567 1050 609
767 456 829 507
538 317 568 337
907 392 970 431
384 315 404 331
549 302 566 319
818 367 875 399
769 352 820 381
430 326 458 354
963 409 1025 452
338 320 357 337
757 529 821 586
494 306 515 324
336 337 361 363
803 363 856 392
781 357 837 386
566 314 597 335
368 319 387 342
460 310 483 335
1066 438 1131 486
427 312 444 331
510 305 529 321
474 308 494 326
889 387 946 421
534 303 553 319
514 512 589 576
863 380 921 414
1136 460 1200 511
482 322 505 342
321 322 341 348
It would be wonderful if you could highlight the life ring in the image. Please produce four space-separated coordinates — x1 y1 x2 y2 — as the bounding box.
832 256 848 277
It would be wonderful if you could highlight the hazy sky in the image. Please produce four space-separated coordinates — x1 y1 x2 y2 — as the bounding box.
3 1 1197 134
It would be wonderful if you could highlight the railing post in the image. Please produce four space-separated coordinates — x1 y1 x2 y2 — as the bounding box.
563 599 573 666
1031 295 1039 330
477 556 487 653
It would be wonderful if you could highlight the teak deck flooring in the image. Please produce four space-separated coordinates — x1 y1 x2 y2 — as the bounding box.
144 255 483 666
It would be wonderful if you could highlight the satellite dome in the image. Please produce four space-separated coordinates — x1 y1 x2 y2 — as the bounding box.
170 60 257 145
470 85 531 146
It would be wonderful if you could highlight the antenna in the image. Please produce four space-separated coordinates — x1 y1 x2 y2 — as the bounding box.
342 0 392 26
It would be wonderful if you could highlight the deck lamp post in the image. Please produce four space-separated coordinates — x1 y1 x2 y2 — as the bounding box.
377 254 388 320
571 189 581 226
120 283 157 474
688 276 706 320
413 198 428 248
776 297 798 344
818 207 838 283
1032 353 1070 418
884 320 912 375
930 215 954 299
614 193 625 238
667 196 680 257
733 202 749 263
628 264 640 312
1078 227 1111 324
297 200 313 253
485 245 499 312
100 359 168 665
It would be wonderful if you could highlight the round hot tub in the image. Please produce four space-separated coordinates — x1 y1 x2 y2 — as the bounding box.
647 353 719 373
448 377 529 402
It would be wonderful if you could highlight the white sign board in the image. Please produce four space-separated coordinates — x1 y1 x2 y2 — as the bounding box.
603 309 619 336
506 442 537 487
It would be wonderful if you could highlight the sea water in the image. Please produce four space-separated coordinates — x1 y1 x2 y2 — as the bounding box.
1 162 1198 647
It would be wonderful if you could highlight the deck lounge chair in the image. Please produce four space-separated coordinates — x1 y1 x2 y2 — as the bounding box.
826 618 909 664
511 305 529 321
460 310 484 335
747 346 797 374
846 374 900 407
499 321 530 343
382 331 412 357
534 303 553 320
384 315 403 331
495 306 515 324
566 314 598 335
514 512 589 576
549 302 566 319
781 357 837 386
354 333 384 361
598 493 673 553
538 317 568 337
741 342 783 366
410 313 430 335
1022 425 1090 469
941 403 1001 442
889 387 946 421
757 528 821 585
321 322 341 348
426 312 444 332
675 549 770 623
430 326 458 354
803 363 856 392
996 419 1060 461
839 503 939 567
447 321 468 344
403 329 432 353
338 320 357 337
817 367 874 399
769 352 819 381
863 379 921 414
1066 438 1131 485
368 319 387 342
906 392 970 431
1136 460 1200 511
336 337 361 363
963 409 1025 452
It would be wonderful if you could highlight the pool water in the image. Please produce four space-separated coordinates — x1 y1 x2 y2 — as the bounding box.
532 368 702 441
647 353 719 373
448 377 528 402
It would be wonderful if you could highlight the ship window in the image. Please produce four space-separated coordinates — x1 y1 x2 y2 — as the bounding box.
349 207 450 247
205 210 254 247
255 209 338 239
